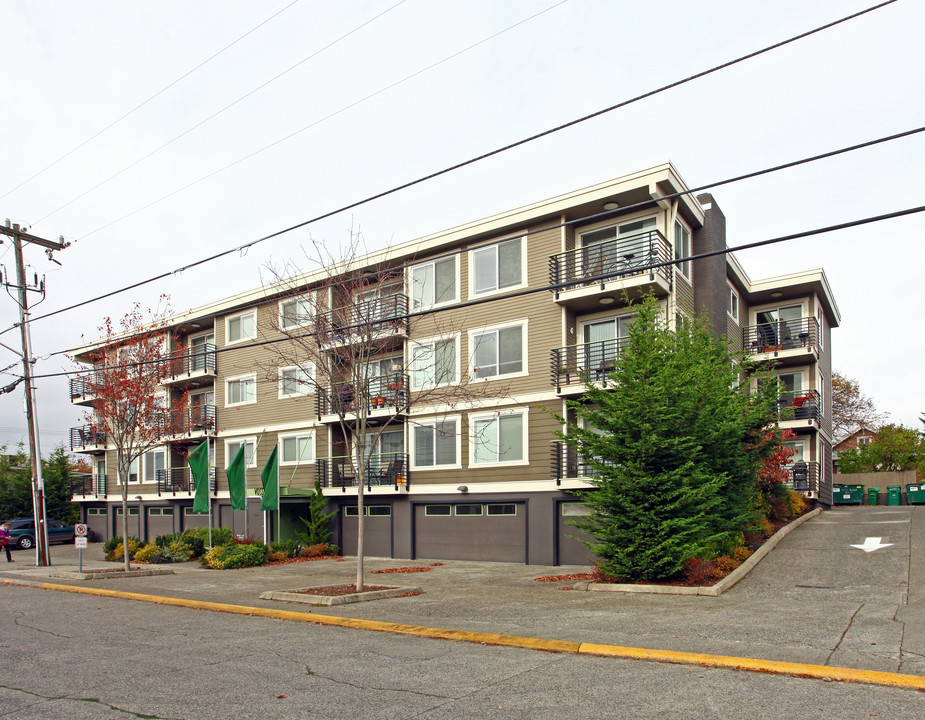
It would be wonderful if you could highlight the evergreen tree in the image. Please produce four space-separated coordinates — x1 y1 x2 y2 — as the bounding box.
0 446 32 519
298 478 337 547
557 296 779 581
42 445 80 523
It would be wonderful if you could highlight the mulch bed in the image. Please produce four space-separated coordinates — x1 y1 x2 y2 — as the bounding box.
534 573 595 582
290 584 394 596
265 555 343 567
372 566 433 574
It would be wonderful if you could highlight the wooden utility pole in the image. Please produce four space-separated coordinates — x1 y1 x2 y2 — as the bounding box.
0 220 68 566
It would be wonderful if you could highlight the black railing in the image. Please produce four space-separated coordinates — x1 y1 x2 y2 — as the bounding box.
786 461 819 493
72 473 108 497
549 230 672 294
744 317 818 354
778 389 821 423
551 441 616 484
168 404 217 437
70 426 107 451
315 294 409 344
69 372 101 400
551 337 630 390
156 466 217 496
316 452 408 491
163 343 217 380
316 373 409 417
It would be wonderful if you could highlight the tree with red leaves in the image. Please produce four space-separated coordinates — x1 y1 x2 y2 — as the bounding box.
80 303 188 570
755 428 797 490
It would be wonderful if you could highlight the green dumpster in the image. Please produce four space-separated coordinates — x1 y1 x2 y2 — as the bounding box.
867 487 879 506
907 484 925 505
887 485 902 506
834 484 863 505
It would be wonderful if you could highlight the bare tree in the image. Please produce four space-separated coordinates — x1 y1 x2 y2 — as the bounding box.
262 234 506 591
78 303 187 570
832 370 888 441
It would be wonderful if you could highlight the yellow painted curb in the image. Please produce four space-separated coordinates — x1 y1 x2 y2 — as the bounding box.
8 580 925 691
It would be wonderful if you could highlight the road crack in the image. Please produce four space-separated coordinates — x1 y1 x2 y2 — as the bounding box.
826 603 862 665
0 684 186 719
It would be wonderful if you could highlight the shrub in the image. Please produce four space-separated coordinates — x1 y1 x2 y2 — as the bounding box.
217 543 267 569
267 550 289 562
105 538 142 562
325 543 340 556
682 557 719 584
133 542 160 563
269 540 299 558
161 541 194 563
103 535 140 555
200 546 226 569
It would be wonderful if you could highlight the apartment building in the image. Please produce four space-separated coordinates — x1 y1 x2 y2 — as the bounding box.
68 163 840 565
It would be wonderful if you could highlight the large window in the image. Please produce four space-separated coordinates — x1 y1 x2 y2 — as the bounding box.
580 216 657 276
225 437 256 468
582 315 633 380
226 373 257 406
280 432 314 466
412 417 459 469
411 336 458 389
471 410 526 466
226 311 256 345
279 296 313 330
411 257 457 309
143 449 165 483
471 238 523 295
727 283 739 321
279 365 313 398
756 304 804 349
471 322 526 379
674 220 691 279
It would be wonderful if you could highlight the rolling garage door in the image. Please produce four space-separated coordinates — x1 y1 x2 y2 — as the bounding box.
414 502 526 563
340 505 393 557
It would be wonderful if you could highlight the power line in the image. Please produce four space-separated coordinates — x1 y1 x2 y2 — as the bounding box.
31 0 410 226
0 1 899 340
0 0 303 203
23 202 925 384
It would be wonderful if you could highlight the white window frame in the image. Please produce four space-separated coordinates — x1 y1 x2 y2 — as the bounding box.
225 311 257 346
816 303 825 351
123 457 140 485
469 236 527 298
409 334 460 390
279 296 313 331
225 372 257 407
674 219 692 279
143 448 166 484
727 282 740 322
468 408 529 468
410 256 459 310
410 415 462 471
468 319 528 381
278 364 314 399
278 431 315 466
225 437 257 469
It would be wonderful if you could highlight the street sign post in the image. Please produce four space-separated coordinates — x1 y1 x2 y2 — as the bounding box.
75 527 88 571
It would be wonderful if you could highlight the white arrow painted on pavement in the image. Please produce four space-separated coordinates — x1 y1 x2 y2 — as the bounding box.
851 537 894 553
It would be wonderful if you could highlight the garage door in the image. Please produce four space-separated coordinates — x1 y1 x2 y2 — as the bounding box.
557 501 595 566
414 502 526 563
182 506 210 530
147 507 175 539
84 507 108 542
340 505 392 557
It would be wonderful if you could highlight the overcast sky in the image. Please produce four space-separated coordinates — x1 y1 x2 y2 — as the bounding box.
0 0 922 455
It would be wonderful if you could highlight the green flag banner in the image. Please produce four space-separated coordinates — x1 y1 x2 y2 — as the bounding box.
260 445 279 511
188 440 210 514
226 444 247 511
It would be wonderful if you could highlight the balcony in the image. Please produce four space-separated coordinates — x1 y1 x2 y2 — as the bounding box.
777 389 821 427
551 338 629 392
155 467 217 496
166 405 217 442
316 452 408 491
316 373 409 422
549 230 673 310
744 317 819 365
551 442 617 484
161 344 217 388
70 473 107 498
314 294 409 348
69 372 101 406
785 461 819 493
70 426 107 454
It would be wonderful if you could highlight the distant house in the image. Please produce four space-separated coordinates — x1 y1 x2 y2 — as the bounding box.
833 425 877 474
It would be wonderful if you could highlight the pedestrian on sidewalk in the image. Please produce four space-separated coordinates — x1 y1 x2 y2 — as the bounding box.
0 522 13 562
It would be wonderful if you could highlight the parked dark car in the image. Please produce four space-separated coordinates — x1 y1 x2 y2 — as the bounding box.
2 518 75 549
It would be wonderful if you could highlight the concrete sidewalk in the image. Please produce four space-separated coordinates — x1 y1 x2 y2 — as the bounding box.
2 506 923 684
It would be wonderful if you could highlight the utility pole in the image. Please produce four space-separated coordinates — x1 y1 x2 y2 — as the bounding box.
0 220 68 566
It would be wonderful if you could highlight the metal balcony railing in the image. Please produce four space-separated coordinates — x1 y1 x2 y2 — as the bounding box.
162 344 217 380
72 473 108 497
314 294 409 345
69 371 102 400
155 466 217 496
316 452 408 491
778 389 821 423
785 461 819 493
167 404 217 437
551 337 630 390
70 426 107 451
551 441 617 484
549 230 672 294
743 317 819 354
316 373 409 418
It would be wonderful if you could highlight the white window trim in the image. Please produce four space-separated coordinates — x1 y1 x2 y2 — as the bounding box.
816 302 825 351
225 310 257 346
278 364 314 399
468 236 527 299
278 431 315 466
409 255 459 310
225 436 257 469
727 282 740 322
142 448 166 484
279 296 314 331
748 300 809 325
225 372 257 408
468 319 529 381
409 333 460 390
468 407 529 468
409 414 462 471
